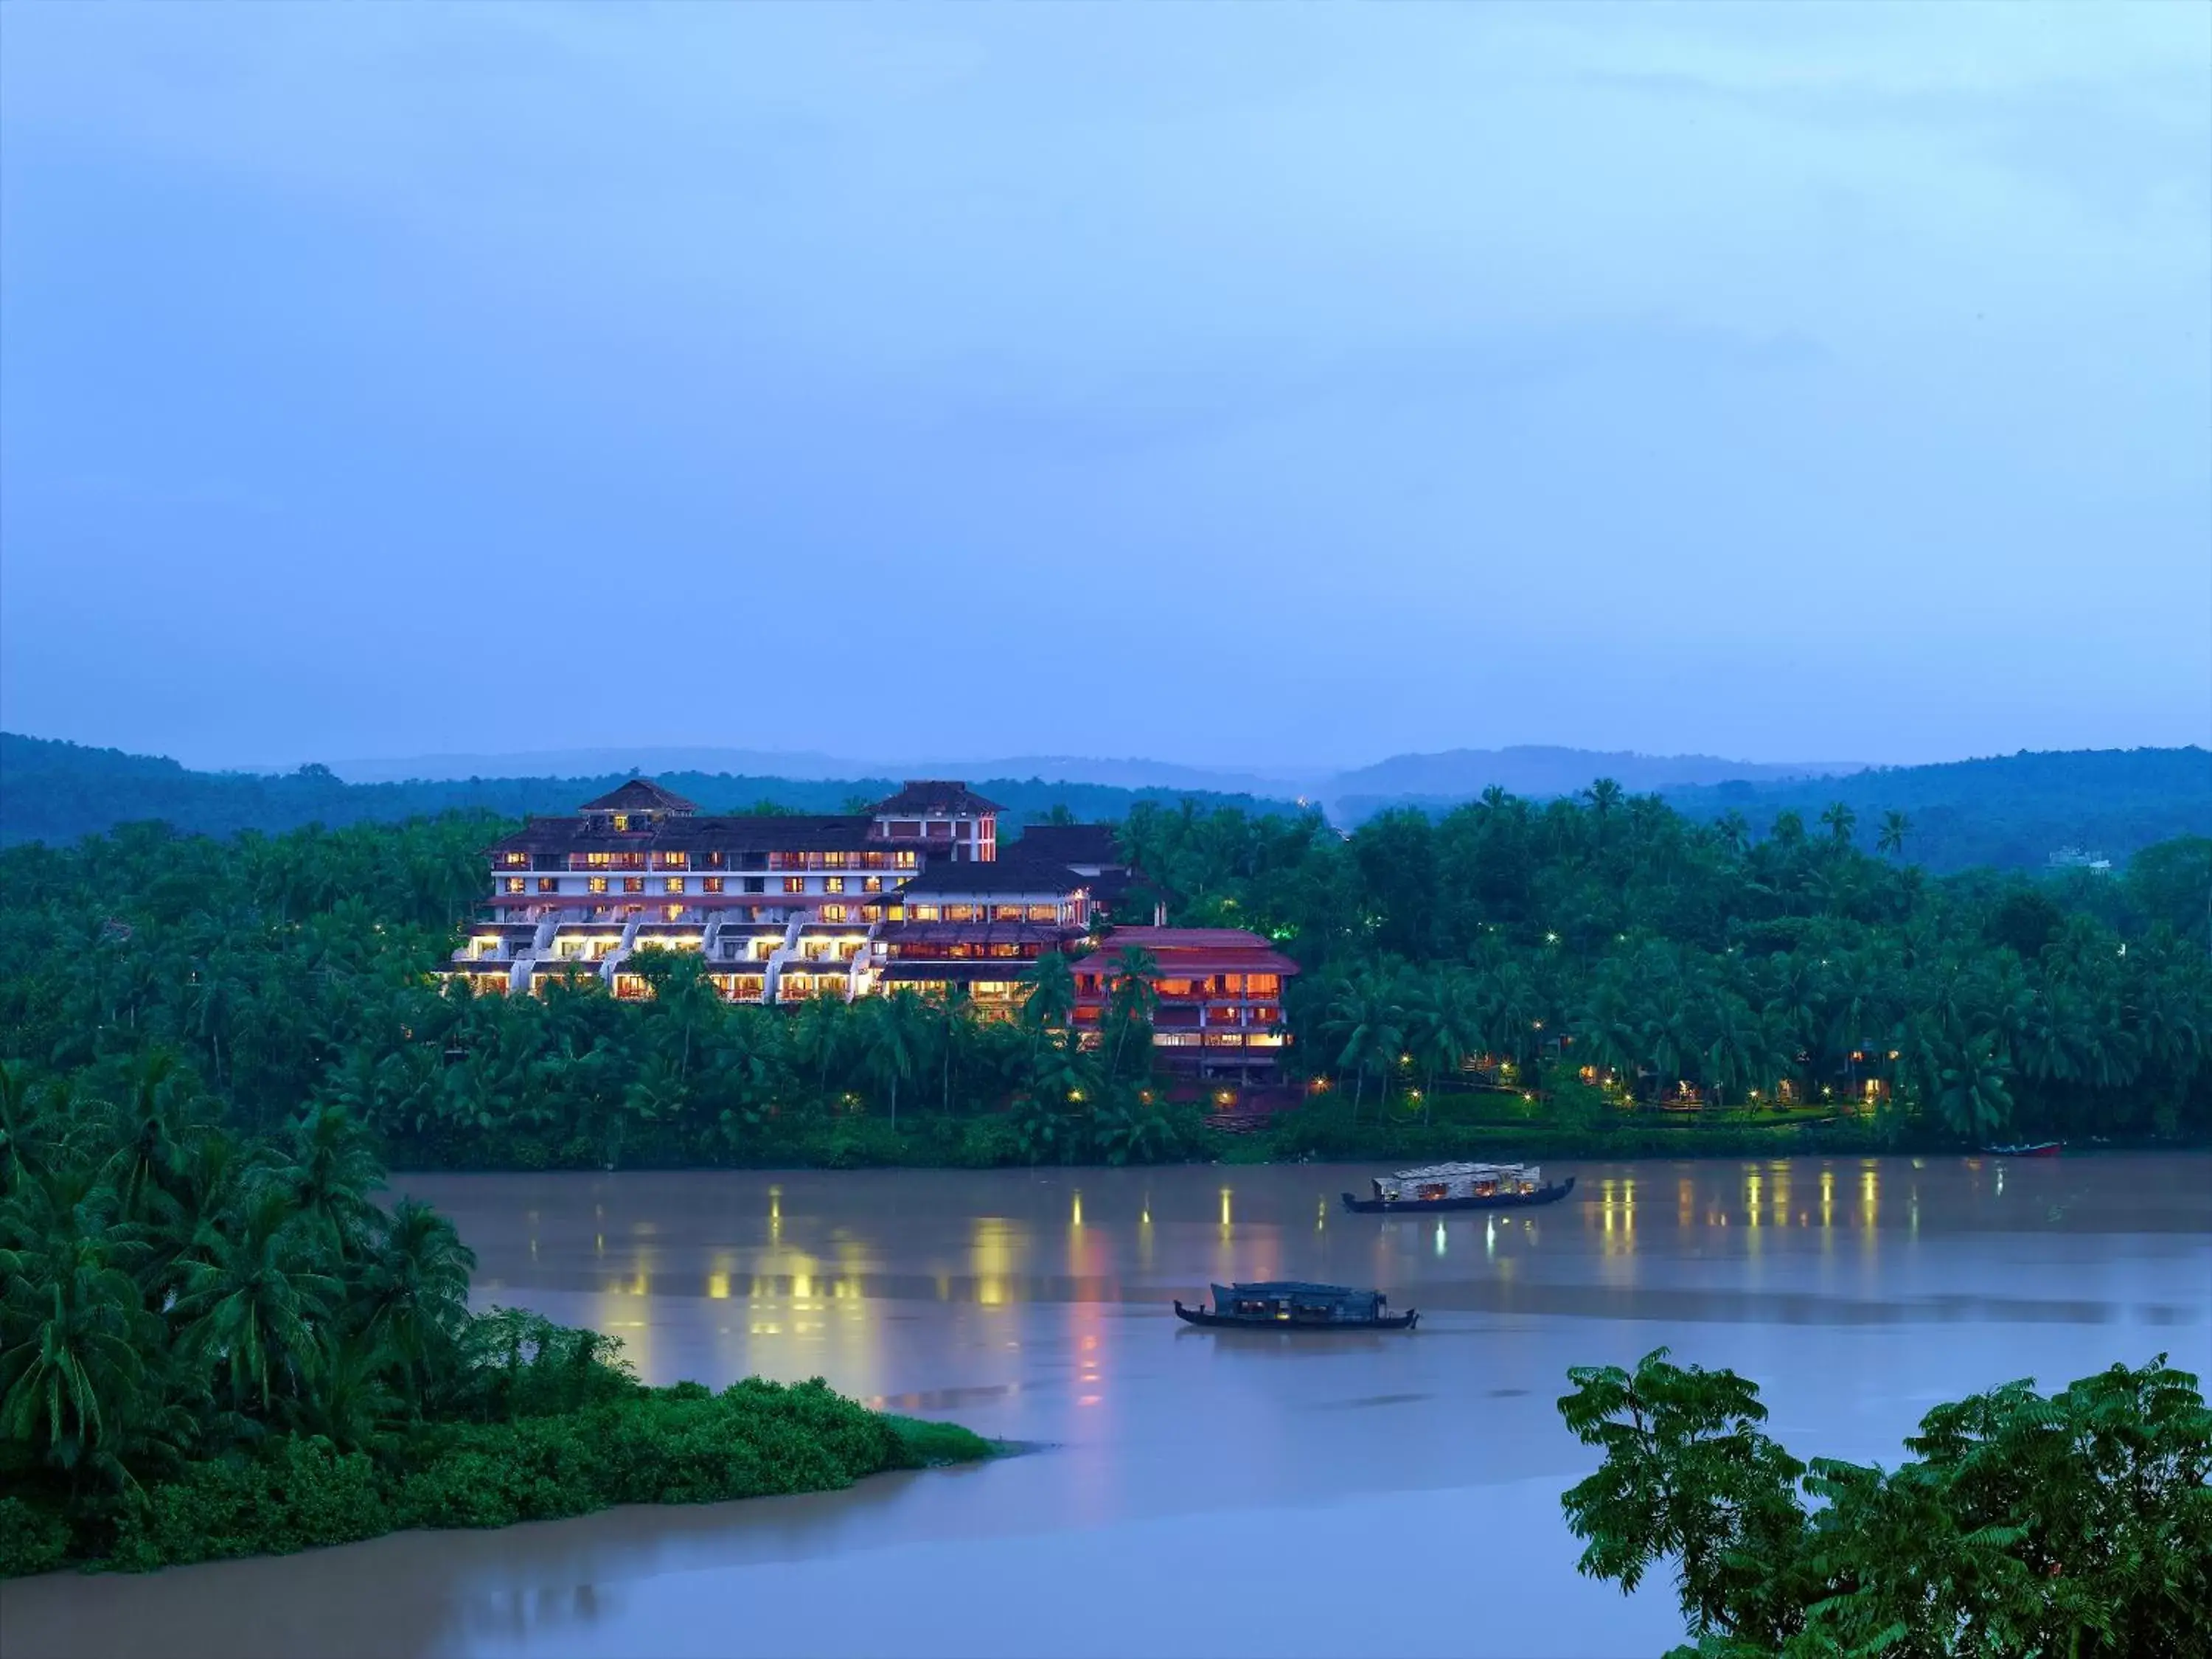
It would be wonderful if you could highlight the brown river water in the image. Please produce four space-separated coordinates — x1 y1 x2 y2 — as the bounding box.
6 1153 2208 1658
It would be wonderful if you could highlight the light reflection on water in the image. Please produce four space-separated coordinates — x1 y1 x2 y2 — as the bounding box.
7 1155 2208 1659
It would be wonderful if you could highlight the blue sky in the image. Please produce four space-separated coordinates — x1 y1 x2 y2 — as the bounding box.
2 2 2206 771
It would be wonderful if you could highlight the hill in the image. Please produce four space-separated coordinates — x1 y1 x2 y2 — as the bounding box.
0 733 1298 847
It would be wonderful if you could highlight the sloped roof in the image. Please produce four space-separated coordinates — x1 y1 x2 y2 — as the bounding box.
1016 824 1123 866
869 779 1004 815
577 778 700 814
896 853 1085 896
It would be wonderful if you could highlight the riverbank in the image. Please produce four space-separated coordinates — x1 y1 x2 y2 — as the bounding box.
380 1100 2188 1175
0 1377 995 1580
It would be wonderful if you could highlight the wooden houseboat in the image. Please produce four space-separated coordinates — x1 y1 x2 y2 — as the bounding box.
1173 1281 1418 1331
1340 1161 1576 1214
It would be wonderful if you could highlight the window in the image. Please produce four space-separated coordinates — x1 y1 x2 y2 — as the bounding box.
895 849 918 869
990 942 1022 959
992 905 1023 922
784 877 806 894
1246 974 1281 997
908 904 940 922
501 851 528 867
824 852 849 869
664 905 684 922
624 877 644 894
822 904 848 922
926 821 952 839
945 904 981 922
612 814 630 832
863 875 883 893
588 876 608 894
657 852 689 869
824 876 845 894
538 877 558 894
890 821 921 838
703 877 723 894
863 851 887 869
1027 905 1057 922
504 877 526 894
586 852 612 869
743 877 765 894
664 877 686 894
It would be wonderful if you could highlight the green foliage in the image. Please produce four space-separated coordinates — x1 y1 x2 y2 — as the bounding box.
0 1087 990 1577
1 785 2207 1176
1557 1349 2212 1658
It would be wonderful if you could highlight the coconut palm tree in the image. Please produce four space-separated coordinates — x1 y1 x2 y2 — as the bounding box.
176 1186 341 1413
1819 802 1858 848
1023 951 1077 1032
1876 810 1911 860
1105 947 1159 1079
863 990 927 1128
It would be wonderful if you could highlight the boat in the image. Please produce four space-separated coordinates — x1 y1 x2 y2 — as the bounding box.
1173 1281 1418 1331
1340 1161 1576 1214
1983 1141 2061 1158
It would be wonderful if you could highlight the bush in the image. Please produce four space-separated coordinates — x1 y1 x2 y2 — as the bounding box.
0 1496 72 1579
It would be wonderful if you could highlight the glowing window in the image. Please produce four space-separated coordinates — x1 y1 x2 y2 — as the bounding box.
664 877 686 894
588 877 608 895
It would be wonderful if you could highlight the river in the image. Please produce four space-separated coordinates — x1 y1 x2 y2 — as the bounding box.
7 1153 2207 1658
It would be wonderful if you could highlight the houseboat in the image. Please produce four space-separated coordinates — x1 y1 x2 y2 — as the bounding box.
1340 1161 1576 1214
1983 1141 2061 1158
1173 1281 1418 1331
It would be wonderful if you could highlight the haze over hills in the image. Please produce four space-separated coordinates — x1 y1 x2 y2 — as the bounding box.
4 731 2205 873
317 742 1858 804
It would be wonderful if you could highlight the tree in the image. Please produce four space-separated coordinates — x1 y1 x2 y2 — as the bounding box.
1558 1348 2212 1658
1937 1036 2012 1142
1877 809 1912 860
860 990 926 1128
175 1187 341 1413
1105 947 1159 1080
1819 801 1858 848
1023 951 1076 1032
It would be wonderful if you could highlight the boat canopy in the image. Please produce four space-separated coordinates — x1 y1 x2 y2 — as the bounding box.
1213 1281 1384 1320
1373 1161 1543 1202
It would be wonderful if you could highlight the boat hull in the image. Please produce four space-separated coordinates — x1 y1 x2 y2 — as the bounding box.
1340 1176 1577 1214
1984 1142 2061 1158
1174 1301 1419 1332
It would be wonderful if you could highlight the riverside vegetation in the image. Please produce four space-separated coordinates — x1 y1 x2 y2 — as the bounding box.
0 788 2206 1170
0 1085 992 1579
1557 1349 2212 1658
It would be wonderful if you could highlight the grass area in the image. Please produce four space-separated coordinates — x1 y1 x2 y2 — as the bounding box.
1 1378 996 1579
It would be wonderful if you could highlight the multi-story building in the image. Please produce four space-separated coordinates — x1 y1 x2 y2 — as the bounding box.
870 855 1094 1016
448 777 1087 1006
1069 926 1300 1086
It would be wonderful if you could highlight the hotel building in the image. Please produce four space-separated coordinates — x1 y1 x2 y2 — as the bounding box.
448 779 1295 1082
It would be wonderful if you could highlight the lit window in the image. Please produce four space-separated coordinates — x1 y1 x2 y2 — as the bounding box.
703 877 723 894
992 905 1023 922
895 849 917 868
504 877 526 894
863 876 883 893
612 814 630 832
585 852 611 869
945 904 979 922
784 877 806 894
823 904 848 922
588 877 608 894
538 877 557 894
825 876 845 894
909 904 939 922
1027 905 1056 922
665 905 684 922
501 851 528 867
664 877 686 894
624 877 644 894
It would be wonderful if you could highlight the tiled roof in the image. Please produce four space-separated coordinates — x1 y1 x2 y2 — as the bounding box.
577 778 700 814
894 853 1085 897
1015 824 1124 866
869 780 1005 815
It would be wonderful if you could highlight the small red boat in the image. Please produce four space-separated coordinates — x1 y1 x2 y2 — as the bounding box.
1983 1141 2061 1158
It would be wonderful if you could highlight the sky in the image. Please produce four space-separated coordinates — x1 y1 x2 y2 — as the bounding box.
1 2 2207 773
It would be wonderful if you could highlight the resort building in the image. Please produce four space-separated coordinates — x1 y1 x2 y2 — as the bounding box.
1069 926 1300 1086
447 779 1302 1090
448 778 1094 1008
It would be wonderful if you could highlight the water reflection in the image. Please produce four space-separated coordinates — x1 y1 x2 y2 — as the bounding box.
12 1156 2202 1659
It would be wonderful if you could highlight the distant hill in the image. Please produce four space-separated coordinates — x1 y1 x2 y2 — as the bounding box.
1334 745 2211 873
1325 744 1860 816
1663 748 2212 874
0 733 1298 847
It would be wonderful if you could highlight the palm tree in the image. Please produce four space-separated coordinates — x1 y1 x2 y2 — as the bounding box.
862 990 926 1128
0 1237 155 1486
1024 951 1077 1032
1819 801 1857 848
277 1103 384 1258
358 1197 474 1414
1714 810 1750 858
1938 1037 2013 1142
1876 810 1911 860
1106 947 1159 1079
1405 972 1482 1124
1324 975 1403 1121
176 1187 341 1413
1583 779 1625 819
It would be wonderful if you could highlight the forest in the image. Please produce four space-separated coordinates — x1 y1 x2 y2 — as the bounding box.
0 782 2207 1171
0 1077 990 1577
